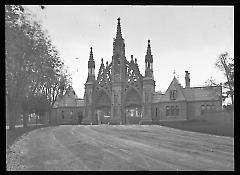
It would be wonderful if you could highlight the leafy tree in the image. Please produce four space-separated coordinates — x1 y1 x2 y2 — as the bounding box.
204 52 234 111
5 5 71 129
215 52 234 109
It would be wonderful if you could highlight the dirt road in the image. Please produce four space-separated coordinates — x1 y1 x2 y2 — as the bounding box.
10 125 234 170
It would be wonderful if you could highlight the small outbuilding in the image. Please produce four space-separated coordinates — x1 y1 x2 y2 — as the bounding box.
51 86 85 125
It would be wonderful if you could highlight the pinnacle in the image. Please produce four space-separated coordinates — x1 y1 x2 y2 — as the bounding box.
146 39 151 55
89 47 94 61
116 17 122 39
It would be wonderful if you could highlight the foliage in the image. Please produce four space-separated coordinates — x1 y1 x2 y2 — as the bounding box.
215 52 234 107
5 5 71 129
204 52 234 107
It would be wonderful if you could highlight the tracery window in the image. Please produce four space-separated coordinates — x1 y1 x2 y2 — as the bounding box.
166 105 180 116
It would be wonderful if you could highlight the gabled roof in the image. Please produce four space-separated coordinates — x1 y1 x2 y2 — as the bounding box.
53 86 81 108
182 86 221 101
64 86 78 99
158 76 186 102
153 76 221 103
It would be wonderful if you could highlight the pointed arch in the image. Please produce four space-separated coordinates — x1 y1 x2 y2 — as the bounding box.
124 87 142 108
95 89 111 109
125 60 143 92
95 62 112 95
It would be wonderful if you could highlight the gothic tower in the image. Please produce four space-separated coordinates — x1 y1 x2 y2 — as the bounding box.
142 40 155 123
83 47 96 124
110 17 126 124
145 40 154 79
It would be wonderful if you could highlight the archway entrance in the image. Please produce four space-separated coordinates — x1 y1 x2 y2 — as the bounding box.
124 88 142 124
95 90 111 124
96 107 111 124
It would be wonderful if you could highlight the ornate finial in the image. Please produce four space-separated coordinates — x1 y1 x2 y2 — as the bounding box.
135 58 137 64
101 58 103 63
89 47 94 61
173 69 176 77
116 17 122 39
146 39 151 55
130 55 134 63
106 61 108 66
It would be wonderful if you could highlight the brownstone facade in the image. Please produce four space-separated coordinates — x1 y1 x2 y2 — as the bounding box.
52 18 222 125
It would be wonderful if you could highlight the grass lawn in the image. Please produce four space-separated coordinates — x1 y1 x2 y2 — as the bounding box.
158 119 233 137
6 124 49 151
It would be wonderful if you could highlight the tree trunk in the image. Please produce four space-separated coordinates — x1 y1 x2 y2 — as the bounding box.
9 109 16 130
23 111 28 128
231 94 234 111
48 110 52 125
7 98 16 130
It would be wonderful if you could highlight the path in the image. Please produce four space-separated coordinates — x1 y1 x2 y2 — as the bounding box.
10 125 234 171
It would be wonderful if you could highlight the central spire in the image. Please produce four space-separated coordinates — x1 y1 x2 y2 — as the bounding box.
147 40 152 55
116 17 122 39
89 47 94 61
145 40 153 63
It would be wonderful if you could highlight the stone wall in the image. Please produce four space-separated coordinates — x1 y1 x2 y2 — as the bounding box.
152 101 187 121
187 100 222 120
198 111 233 124
51 107 84 125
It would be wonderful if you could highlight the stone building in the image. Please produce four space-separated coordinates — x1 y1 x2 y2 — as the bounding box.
52 18 222 125
51 86 84 124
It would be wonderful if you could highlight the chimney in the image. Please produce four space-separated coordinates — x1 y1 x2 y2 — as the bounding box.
185 71 190 88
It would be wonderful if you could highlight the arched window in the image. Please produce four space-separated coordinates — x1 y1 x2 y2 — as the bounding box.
171 106 175 116
207 105 211 111
166 106 170 116
175 106 179 116
70 111 73 119
170 90 177 100
201 105 205 115
62 111 65 119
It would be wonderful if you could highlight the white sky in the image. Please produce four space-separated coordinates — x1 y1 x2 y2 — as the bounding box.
25 5 234 98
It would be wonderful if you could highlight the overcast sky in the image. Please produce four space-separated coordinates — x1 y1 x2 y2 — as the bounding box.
25 5 234 98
